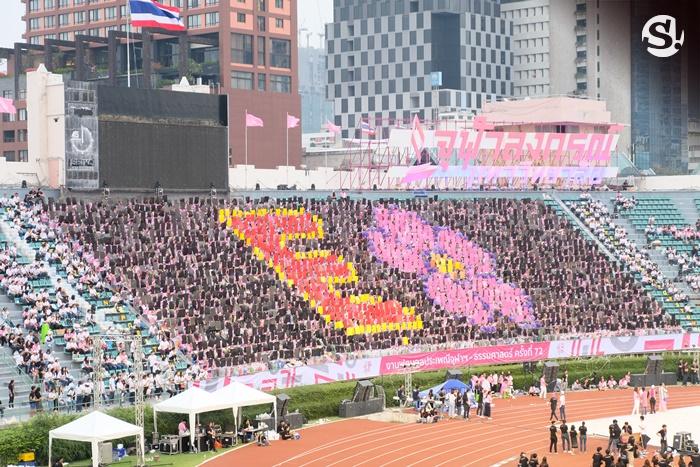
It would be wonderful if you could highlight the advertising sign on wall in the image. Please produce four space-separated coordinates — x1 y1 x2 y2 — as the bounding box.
64 81 99 189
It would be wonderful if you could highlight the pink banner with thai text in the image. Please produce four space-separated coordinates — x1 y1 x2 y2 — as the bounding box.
198 333 700 392
380 342 551 375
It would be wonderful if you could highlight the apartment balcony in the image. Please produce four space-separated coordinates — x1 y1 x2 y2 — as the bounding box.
575 10 587 20
575 25 587 35
575 56 587 66
575 71 587 81
576 41 587 52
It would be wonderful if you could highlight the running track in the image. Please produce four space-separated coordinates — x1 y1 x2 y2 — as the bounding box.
204 386 700 467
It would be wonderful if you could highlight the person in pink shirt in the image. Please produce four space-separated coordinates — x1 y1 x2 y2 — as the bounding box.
639 387 648 416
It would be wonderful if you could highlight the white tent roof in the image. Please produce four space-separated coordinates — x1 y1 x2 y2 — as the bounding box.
153 386 223 414
213 381 276 409
49 411 142 443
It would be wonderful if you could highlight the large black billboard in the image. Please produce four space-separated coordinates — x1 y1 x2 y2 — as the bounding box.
96 85 228 191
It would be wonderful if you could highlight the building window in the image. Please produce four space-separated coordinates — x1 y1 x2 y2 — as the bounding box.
89 9 100 22
89 28 100 36
3 151 15 161
188 0 199 7
231 33 253 64
257 16 266 31
29 0 39 12
258 0 266 11
270 38 290 68
58 0 68 6
74 11 85 24
17 129 28 142
58 13 69 25
231 71 254 90
257 36 265 65
275 18 284 29
74 0 85 5
1 112 15 123
237 12 246 23
18 150 29 162
3 131 15 143
275 0 283 8
205 0 219 4
270 74 291 93
105 7 116 20
205 12 219 26
187 15 201 28
44 0 54 9
44 16 55 28
29 36 41 45
120 5 127 17
18 109 27 121
29 18 40 30
257 73 266 91
59 32 69 40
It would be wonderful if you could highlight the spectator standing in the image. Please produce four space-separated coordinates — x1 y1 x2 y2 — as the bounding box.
549 421 558 453
559 392 567 421
579 421 588 453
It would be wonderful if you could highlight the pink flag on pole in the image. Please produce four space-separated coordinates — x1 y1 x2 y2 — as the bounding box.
0 97 16 114
324 120 341 134
245 112 264 127
286 114 300 129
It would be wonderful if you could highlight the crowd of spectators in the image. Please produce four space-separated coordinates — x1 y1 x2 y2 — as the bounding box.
40 194 682 376
1 190 691 413
568 197 689 324
0 192 205 413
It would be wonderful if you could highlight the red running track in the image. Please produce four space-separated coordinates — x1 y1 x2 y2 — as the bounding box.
203 386 700 467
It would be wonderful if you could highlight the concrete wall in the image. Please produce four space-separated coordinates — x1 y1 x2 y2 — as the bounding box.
636 175 700 191
1 65 65 188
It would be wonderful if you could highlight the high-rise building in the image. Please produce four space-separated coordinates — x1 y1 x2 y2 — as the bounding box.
501 0 631 159
298 45 333 133
629 0 700 175
503 0 700 174
326 0 512 139
11 0 301 169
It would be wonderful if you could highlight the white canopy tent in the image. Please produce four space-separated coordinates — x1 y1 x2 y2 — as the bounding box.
152 386 226 450
213 381 277 435
48 411 144 467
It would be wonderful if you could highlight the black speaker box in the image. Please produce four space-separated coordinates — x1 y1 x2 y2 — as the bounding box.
445 370 462 381
277 393 290 417
352 380 374 402
544 361 559 383
662 372 677 385
630 374 646 387
338 398 384 418
646 356 663 375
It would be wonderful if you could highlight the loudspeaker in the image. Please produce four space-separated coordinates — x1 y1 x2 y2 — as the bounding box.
662 372 677 385
338 398 384 417
544 361 559 383
445 370 462 381
277 393 290 418
630 374 646 387
673 432 694 451
277 184 290 190
352 380 374 403
646 356 663 375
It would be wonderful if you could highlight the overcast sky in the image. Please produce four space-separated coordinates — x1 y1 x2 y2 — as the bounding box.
0 0 332 49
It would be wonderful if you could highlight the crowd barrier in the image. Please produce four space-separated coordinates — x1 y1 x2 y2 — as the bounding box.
196 332 700 392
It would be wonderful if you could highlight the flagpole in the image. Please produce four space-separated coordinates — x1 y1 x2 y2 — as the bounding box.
286 113 289 187
126 0 131 88
245 110 248 190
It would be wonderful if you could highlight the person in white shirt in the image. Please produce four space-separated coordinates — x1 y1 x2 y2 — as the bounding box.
638 415 649 452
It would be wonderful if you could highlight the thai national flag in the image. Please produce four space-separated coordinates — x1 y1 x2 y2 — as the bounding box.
360 121 376 136
129 0 186 31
